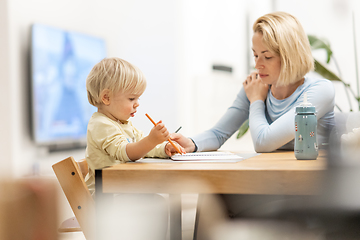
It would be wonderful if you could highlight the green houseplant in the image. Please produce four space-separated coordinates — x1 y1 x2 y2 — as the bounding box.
308 35 360 112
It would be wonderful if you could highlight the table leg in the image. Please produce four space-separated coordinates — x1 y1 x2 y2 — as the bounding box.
95 169 113 240
95 169 105 240
169 194 182 240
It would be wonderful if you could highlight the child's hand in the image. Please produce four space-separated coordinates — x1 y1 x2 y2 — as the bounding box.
165 141 186 156
148 121 170 144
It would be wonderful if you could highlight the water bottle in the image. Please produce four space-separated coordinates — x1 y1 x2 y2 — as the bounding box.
294 92 318 160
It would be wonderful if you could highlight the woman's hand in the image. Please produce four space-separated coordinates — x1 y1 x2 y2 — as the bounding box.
243 71 269 103
170 133 196 153
165 141 186 156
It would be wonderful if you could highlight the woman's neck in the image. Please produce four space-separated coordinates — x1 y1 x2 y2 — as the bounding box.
271 78 305 100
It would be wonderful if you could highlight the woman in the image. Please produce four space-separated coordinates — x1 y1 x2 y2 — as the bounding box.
172 11 335 154
172 11 336 239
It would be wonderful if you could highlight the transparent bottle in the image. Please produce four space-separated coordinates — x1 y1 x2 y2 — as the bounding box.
294 92 318 160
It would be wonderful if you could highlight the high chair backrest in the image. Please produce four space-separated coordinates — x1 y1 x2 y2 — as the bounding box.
77 158 89 179
52 157 95 240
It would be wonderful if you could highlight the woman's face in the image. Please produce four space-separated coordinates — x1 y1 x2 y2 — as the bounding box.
252 31 281 85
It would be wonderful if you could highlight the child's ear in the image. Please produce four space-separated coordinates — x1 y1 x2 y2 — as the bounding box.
100 89 111 106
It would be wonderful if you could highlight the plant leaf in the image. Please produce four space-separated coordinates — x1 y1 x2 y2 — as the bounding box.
236 119 249 139
314 59 342 82
308 35 333 63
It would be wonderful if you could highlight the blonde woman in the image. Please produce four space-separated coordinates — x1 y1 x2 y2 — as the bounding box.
173 11 335 154
172 12 336 238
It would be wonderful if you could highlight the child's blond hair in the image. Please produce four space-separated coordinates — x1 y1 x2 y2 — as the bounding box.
86 57 147 106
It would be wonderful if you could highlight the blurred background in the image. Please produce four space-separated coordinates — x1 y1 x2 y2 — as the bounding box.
1 0 360 239
1 0 359 177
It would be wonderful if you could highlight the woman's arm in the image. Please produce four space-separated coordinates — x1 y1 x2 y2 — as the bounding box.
250 79 335 152
191 88 250 152
249 100 294 152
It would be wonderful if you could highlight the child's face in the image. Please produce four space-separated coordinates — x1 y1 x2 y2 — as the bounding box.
107 90 141 121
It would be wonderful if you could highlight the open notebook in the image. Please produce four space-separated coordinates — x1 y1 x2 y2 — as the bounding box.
171 151 243 162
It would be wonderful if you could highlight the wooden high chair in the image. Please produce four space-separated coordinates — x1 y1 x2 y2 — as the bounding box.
52 157 95 240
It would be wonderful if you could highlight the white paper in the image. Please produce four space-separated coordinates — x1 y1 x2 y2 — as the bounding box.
171 151 243 161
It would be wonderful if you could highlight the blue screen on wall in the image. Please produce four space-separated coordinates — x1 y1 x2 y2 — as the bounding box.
30 23 106 149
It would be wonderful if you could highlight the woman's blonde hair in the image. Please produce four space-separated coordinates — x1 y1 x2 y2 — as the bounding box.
86 57 147 106
253 11 314 86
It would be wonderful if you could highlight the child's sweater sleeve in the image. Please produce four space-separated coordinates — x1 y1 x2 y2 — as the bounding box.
132 124 169 159
145 142 169 158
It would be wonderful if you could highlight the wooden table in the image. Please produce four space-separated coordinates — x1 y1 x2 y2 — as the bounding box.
95 151 326 240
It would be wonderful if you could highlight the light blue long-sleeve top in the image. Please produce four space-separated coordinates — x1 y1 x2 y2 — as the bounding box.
192 76 335 153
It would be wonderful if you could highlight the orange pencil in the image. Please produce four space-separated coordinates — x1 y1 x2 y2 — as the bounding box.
145 113 183 155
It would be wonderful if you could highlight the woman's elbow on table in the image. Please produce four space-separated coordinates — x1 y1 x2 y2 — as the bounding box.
254 145 275 153
253 139 278 153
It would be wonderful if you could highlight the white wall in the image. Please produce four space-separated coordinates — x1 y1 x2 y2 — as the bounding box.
1 0 359 177
111 0 180 132
179 0 249 136
0 0 13 178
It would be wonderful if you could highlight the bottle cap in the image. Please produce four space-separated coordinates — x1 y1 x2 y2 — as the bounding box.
296 92 316 113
